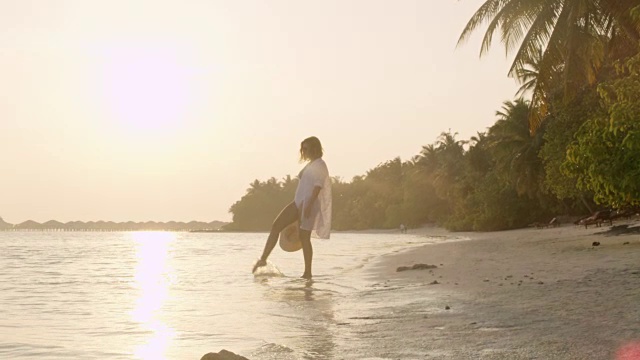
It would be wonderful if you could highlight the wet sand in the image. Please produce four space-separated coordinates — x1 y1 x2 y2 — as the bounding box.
355 221 640 359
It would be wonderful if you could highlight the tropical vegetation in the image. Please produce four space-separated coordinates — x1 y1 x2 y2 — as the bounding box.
225 1 640 232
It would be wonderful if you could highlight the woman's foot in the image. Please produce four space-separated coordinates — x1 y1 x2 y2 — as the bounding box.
252 259 267 273
301 272 312 279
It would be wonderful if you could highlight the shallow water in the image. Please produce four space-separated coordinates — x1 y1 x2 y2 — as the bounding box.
0 231 458 359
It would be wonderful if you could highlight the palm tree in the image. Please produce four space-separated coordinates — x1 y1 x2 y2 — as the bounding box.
466 131 492 175
458 0 640 132
487 99 544 197
414 144 437 168
429 132 467 200
412 133 466 197
410 134 467 222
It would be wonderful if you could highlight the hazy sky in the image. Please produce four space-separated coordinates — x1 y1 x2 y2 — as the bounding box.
0 0 519 223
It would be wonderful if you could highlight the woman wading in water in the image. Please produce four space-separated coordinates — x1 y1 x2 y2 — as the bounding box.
252 136 332 279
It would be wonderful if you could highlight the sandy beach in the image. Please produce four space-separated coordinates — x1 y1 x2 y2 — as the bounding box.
350 221 640 359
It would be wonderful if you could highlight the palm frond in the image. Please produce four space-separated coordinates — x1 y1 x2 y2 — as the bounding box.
528 81 548 133
601 0 640 42
500 0 547 55
521 3 573 133
480 0 535 55
508 2 563 76
514 49 543 97
457 0 510 50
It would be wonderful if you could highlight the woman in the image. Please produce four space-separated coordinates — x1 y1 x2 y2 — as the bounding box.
252 136 332 279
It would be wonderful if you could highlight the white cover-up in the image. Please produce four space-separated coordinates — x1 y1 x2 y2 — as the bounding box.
294 158 332 239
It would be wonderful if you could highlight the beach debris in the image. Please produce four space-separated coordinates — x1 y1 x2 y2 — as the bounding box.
483 278 490 282
429 280 440 285
445 305 451 310
624 242 630 245
396 263 438 272
200 349 249 360
592 241 601 246
537 281 544 285
349 316 385 320
413 263 437 270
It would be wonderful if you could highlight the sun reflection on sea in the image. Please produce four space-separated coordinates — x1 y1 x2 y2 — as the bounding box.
131 232 177 360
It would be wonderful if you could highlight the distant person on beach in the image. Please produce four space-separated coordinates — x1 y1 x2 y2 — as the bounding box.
400 224 407 234
252 136 332 279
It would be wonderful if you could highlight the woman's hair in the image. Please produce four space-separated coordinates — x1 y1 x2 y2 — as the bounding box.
300 136 323 161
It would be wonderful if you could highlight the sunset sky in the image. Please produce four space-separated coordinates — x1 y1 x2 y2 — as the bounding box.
0 1 518 223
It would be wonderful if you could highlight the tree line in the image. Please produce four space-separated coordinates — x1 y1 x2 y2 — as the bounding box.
225 1 640 232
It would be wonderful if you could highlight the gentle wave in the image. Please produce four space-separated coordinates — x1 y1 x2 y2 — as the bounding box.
0 231 451 359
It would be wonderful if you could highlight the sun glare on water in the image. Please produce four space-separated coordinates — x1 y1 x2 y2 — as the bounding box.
131 231 177 360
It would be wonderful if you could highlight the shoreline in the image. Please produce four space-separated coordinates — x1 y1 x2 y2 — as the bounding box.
352 221 640 359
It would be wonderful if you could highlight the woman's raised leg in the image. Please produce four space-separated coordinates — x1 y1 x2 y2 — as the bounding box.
253 202 298 273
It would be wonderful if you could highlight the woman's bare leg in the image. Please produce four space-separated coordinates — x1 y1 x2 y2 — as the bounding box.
254 202 298 272
299 229 313 279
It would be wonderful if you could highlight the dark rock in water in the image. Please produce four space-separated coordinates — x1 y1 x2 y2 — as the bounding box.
624 242 630 245
200 350 250 360
445 305 451 310
429 280 440 285
592 241 600 246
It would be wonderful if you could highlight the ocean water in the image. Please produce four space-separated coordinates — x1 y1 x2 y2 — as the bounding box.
0 231 456 359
